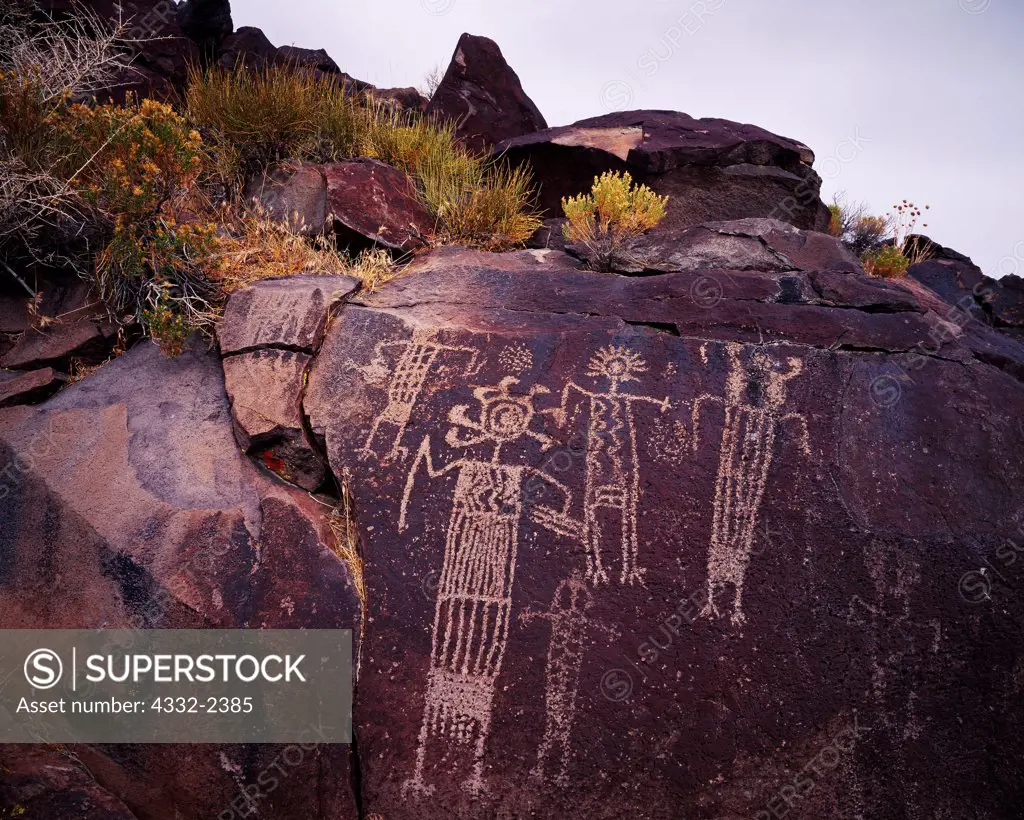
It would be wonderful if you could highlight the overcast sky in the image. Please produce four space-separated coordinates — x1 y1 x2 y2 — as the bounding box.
235 0 1023 278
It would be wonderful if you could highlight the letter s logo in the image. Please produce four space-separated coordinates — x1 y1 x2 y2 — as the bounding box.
24 649 63 690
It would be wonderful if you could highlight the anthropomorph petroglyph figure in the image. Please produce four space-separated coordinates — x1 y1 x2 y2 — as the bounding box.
399 377 576 797
693 343 810 626
360 328 479 461
548 346 670 586
520 577 616 786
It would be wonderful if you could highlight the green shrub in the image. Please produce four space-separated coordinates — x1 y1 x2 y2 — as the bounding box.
62 98 203 222
185 63 363 187
861 244 910 278
187 65 542 251
562 170 668 271
860 200 933 278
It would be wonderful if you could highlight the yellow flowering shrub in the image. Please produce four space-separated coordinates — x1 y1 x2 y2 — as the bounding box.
62 98 203 222
562 171 668 271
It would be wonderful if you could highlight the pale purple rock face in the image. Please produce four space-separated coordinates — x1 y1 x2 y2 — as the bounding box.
0 341 361 819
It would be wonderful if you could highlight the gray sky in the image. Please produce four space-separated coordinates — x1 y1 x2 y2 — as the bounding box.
235 0 1023 278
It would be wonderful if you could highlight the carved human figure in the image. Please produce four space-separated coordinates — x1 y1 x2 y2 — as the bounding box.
548 346 670 585
692 344 810 626
520 576 615 786
399 377 575 797
360 328 479 461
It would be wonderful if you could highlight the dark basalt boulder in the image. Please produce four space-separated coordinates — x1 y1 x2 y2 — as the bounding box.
302 247 1024 819
907 238 1024 341
34 0 199 100
569 217 861 274
176 0 233 58
0 367 66 407
244 161 330 236
217 25 278 70
496 110 830 232
0 745 138 819
218 274 359 489
427 33 547 153
324 159 434 253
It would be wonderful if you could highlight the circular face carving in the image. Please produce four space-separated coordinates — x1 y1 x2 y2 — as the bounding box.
482 398 533 442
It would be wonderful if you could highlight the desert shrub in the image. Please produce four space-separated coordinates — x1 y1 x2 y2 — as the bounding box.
860 200 932 279
827 195 889 257
862 244 911 278
65 99 215 340
185 63 364 189
62 98 204 222
849 214 889 256
562 170 668 271
188 68 542 252
418 64 444 101
827 202 843 237
0 5 137 266
364 106 541 248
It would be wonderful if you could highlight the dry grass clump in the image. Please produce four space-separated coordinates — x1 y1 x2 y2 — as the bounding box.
185 63 364 188
0 5 138 265
187 66 542 250
328 480 366 606
209 203 397 292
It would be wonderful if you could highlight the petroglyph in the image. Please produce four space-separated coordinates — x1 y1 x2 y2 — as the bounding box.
520 577 616 786
498 343 534 374
548 346 670 586
400 378 577 797
361 329 480 461
693 344 810 626
648 416 689 464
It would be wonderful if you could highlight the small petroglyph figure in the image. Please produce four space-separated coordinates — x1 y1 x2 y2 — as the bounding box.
648 415 688 464
361 328 479 462
400 377 576 798
693 344 810 626
498 343 534 374
548 345 670 586
520 577 616 786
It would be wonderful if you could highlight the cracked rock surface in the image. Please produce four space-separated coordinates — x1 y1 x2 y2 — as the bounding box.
0 340 360 820
4 224 1024 818
300 244 1024 818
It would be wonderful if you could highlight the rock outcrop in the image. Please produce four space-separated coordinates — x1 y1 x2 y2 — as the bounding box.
497 110 829 232
300 244 1024 819
427 33 547 153
218 274 359 489
176 0 233 58
0 280 114 372
245 161 330 236
0 339 360 819
567 217 861 274
0 745 137 819
3 9 1022 817
907 238 1024 342
324 159 434 253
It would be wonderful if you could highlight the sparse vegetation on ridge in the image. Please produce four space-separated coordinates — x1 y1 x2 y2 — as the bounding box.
562 170 668 271
0 9 542 358
829 194 934 278
186 64 541 248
